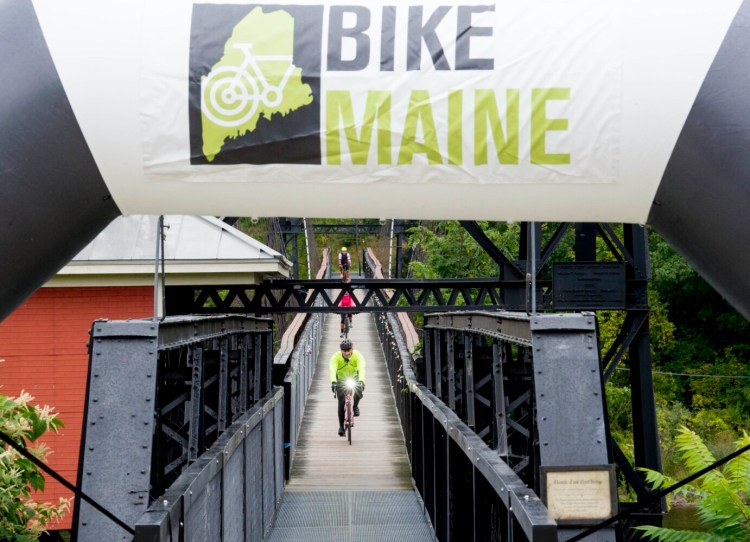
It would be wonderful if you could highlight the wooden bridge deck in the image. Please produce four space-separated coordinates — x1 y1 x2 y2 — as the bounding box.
266 304 434 541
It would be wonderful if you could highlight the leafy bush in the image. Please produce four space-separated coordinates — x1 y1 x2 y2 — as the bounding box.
657 401 692 477
0 391 70 540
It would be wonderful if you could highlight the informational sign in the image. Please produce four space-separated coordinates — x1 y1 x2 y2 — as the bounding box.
553 262 627 310
541 465 617 524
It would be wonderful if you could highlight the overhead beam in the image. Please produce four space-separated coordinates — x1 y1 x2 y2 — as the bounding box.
168 278 517 315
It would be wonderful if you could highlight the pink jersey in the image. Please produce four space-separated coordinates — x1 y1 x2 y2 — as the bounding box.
339 293 355 308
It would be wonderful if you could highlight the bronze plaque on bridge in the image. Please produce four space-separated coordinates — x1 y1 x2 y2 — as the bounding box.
541 465 617 524
552 262 626 310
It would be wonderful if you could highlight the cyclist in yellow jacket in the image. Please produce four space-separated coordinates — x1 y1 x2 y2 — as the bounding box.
329 339 366 437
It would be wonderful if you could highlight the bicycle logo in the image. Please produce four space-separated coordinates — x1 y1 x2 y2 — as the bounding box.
201 42 297 128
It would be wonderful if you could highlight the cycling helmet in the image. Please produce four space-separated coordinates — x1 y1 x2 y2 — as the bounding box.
340 339 353 350
341 247 348 252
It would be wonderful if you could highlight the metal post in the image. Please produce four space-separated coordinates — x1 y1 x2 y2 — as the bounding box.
354 220 360 276
292 232 299 279
153 215 163 321
492 340 508 455
575 223 597 261
240 335 249 411
530 221 537 314
218 337 229 431
447 330 455 409
303 218 312 279
424 329 433 390
625 225 662 475
188 345 205 460
265 332 273 394
434 330 443 398
464 336 475 428
388 219 394 279
396 231 403 279
254 335 262 403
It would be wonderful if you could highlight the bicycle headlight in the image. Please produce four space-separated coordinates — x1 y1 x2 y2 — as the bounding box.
345 378 356 390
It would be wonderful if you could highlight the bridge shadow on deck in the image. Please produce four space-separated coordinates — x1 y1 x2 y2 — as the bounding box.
266 308 434 541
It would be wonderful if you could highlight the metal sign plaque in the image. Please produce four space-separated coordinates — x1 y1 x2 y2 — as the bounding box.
552 262 626 310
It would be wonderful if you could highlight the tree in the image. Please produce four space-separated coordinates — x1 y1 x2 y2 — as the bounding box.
407 220 510 279
636 426 750 541
647 230 750 427
0 390 70 540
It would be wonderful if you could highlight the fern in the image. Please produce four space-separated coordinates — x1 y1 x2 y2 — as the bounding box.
641 468 679 491
674 427 720 483
637 526 726 541
726 431 750 495
635 425 750 541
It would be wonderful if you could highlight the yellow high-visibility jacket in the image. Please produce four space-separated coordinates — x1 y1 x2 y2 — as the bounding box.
329 349 366 383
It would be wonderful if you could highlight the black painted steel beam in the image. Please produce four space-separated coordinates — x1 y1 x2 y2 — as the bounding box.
426 311 533 346
167 278 521 314
167 268 650 314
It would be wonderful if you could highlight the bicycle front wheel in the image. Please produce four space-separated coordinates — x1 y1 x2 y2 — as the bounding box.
201 67 260 128
345 402 353 444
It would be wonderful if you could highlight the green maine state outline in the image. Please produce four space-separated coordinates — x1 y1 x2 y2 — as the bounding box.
201 7 313 161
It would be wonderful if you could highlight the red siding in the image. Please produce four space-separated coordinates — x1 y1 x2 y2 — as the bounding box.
0 286 152 530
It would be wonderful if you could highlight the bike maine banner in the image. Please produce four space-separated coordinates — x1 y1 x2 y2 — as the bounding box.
31 0 743 223
146 1 622 184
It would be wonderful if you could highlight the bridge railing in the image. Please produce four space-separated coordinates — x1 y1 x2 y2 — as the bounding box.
134 387 284 541
364 250 558 542
272 248 330 477
76 315 284 541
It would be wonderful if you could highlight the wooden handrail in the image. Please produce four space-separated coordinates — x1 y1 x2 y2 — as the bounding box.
274 249 330 365
364 248 420 353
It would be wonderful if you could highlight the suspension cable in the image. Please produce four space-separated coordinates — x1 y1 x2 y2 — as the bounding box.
616 366 750 379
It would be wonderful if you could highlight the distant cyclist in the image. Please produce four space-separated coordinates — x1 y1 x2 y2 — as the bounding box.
338 246 351 282
330 339 365 437
338 291 355 338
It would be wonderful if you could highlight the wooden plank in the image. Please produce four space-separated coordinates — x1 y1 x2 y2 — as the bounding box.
285 311 413 492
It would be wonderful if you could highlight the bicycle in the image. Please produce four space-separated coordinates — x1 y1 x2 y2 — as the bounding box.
340 313 350 339
201 42 296 128
342 378 357 445
339 264 350 283
338 292 354 338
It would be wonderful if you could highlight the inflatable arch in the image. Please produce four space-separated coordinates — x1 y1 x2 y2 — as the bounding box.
2 0 750 321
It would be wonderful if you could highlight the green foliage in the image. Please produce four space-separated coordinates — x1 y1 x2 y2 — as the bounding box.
657 401 693 477
605 382 638 499
636 427 750 541
0 391 70 540
606 382 633 440
406 221 519 307
407 221 513 279
646 229 750 428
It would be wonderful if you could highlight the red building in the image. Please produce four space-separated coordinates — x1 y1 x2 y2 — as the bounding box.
0 215 290 530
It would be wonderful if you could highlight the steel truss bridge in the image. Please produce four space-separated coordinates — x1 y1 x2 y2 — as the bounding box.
69 221 665 542
167 221 647 315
